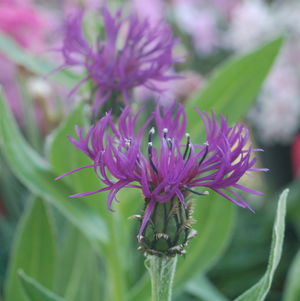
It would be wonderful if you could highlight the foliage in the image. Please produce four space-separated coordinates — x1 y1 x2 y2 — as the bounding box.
234 189 288 301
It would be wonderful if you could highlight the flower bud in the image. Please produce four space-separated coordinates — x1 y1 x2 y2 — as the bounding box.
138 196 196 256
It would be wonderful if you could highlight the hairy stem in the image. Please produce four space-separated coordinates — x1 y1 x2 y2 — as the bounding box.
146 255 178 301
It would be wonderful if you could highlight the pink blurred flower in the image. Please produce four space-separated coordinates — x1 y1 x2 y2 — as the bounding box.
0 1 50 51
1 0 32 5
0 0 52 125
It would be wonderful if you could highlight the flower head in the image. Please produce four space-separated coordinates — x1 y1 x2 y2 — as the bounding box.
57 104 266 254
59 7 179 112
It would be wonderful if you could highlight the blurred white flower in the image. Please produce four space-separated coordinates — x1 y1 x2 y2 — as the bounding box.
227 0 300 145
274 0 300 36
173 2 220 54
250 61 300 144
226 0 275 52
27 77 52 100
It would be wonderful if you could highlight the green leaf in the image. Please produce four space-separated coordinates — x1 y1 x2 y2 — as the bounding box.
0 32 80 87
186 37 284 131
48 100 128 301
234 189 288 301
18 270 65 301
185 274 229 301
286 180 300 236
175 195 236 287
0 91 107 248
4 198 56 301
283 249 300 301
47 102 91 190
53 225 105 301
46 102 108 216
0 91 125 300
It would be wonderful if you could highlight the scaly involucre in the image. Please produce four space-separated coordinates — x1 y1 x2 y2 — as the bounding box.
57 105 267 238
59 7 179 112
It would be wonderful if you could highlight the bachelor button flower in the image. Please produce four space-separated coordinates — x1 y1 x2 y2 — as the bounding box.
58 7 179 113
56 105 267 255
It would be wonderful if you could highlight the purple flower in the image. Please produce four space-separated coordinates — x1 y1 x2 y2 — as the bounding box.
56 105 267 239
58 7 179 112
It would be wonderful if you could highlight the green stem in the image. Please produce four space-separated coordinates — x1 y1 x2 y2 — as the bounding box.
146 255 178 301
104 214 125 301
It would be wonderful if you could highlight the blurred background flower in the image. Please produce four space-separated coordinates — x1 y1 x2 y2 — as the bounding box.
0 0 51 120
58 7 180 114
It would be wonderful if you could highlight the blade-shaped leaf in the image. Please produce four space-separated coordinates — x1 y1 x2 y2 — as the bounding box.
47 102 128 301
4 198 56 301
18 271 65 301
286 180 300 236
0 32 80 87
185 274 229 301
46 102 108 216
175 195 236 287
47 102 92 190
186 37 284 132
0 91 107 248
53 225 105 301
234 189 288 301
175 194 236 286
283 249 300 301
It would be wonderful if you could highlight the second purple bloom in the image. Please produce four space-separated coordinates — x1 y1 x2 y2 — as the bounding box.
59 7 179 113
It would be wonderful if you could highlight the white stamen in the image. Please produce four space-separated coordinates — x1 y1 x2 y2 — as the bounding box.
163 128 168 133
150 127 155 134
148 142 153 147
185 133 190 138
